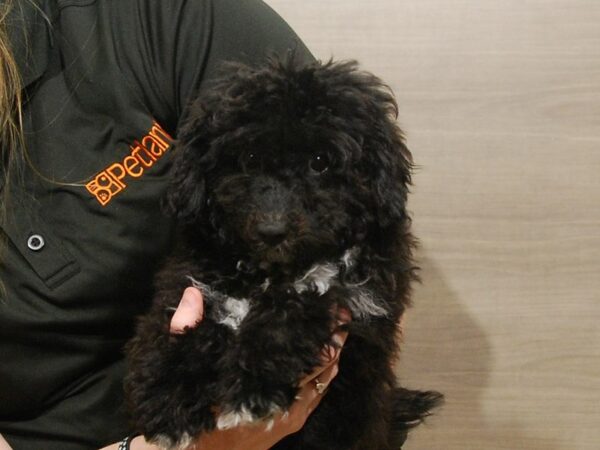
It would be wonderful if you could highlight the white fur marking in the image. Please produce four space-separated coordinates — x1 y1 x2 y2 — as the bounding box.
216 403 282 430
261 277 271 292
216 406 256 429
347 288 388 319
294 262 339 295
186 276 211 294
292 248 389 318
219 297 251 330
264 417 276 432
341 247 360 269
293 248 357 295
186 276 250 331
152 432 192 450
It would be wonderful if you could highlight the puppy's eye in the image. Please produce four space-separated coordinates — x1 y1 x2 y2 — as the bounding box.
309 153 330 174
241 151 261 171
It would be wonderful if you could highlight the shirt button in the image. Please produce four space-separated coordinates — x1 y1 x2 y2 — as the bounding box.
27 234 45 251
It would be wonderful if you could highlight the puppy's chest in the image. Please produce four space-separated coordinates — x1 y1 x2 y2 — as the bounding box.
187 249 390 332
188 274 342 333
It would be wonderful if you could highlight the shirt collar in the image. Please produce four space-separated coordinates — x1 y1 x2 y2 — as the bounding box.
6 0 55 88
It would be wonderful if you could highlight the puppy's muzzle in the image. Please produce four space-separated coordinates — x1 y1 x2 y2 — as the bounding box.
251 178 295 246
256 218 288 245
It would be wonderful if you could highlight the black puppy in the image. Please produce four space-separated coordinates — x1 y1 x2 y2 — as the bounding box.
125 56 442 450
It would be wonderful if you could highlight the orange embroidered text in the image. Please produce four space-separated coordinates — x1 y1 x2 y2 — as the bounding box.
86 122 173 206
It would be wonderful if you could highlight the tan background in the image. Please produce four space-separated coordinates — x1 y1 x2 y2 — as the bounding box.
266 1 600 449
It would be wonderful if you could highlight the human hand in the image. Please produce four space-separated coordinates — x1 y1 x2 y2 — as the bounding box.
187 327 348 450
121 347 345 450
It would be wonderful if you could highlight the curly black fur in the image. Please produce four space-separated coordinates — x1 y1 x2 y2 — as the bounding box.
125 55 442 450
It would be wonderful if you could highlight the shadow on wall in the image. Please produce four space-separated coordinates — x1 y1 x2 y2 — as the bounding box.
396 253 562 450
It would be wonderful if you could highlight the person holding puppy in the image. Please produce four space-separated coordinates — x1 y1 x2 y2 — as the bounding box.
0 1 350 449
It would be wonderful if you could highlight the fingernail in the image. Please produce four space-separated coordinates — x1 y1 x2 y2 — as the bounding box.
322 345 338 361
331 332 346 348
328 345 337 360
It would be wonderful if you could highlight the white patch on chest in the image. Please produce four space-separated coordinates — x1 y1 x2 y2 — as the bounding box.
293 261 340 295
185 247 388 333
293 247 389 319
187 277 250 331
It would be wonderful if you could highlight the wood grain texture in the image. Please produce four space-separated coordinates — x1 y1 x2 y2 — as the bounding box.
266 1 600 448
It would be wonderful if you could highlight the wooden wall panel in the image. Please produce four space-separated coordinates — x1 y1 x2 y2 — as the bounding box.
266 1 600 448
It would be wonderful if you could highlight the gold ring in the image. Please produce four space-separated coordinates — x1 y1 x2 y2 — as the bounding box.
314 378 327 395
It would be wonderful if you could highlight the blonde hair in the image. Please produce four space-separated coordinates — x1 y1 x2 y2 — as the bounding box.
1 0 23 295
1 0 24 208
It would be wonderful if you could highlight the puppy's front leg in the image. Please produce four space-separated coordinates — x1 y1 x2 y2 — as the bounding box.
125 290 236 450
216 285 335 429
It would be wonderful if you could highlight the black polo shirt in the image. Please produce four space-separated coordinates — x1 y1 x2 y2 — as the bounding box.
0 1 311 448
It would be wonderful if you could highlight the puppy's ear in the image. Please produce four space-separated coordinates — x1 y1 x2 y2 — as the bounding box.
367 120 413 228
351 78 412 228
319 60 413 228
164 101 214 223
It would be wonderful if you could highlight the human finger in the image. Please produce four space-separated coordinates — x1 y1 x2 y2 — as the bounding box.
307 357 339 399
278 360 340 437
169 287 204 334
293 359 340 417
298 329 348 388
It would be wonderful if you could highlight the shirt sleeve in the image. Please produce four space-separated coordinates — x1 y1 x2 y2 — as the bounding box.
113 0 314 132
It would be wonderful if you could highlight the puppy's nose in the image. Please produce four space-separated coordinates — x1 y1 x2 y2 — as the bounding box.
256 221 288 245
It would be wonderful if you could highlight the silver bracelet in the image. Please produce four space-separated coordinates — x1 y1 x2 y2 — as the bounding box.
118 436 132 450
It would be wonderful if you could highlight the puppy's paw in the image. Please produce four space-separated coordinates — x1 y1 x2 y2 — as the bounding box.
216 402 283 430
150 432 193 450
